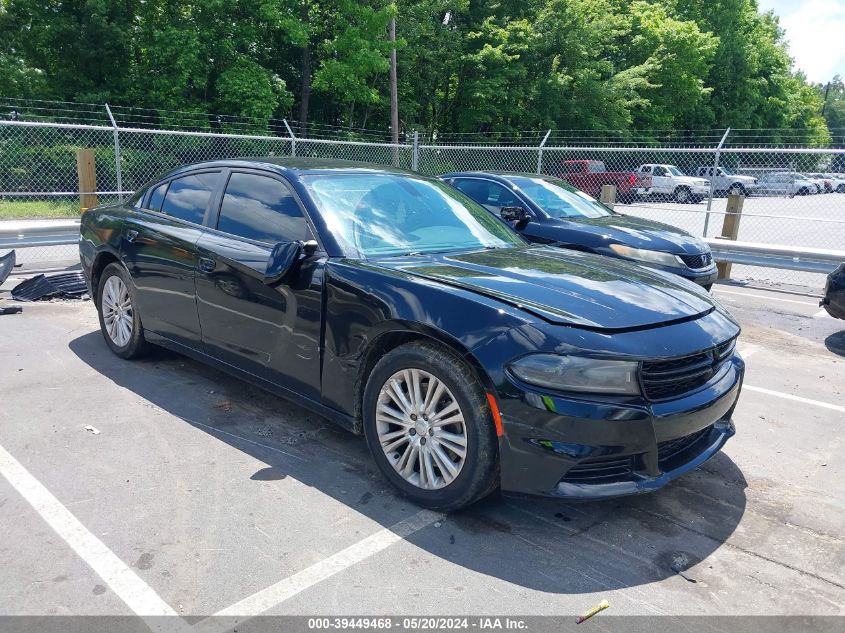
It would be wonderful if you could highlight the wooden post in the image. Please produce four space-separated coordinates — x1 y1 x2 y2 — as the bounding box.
716 193 745 279
600 184 617 210
76 149 98 212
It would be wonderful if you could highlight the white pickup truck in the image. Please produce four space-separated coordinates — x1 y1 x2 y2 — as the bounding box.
695 166 758 196
634 164 710 203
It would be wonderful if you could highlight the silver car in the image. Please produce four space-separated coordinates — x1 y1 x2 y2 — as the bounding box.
755 172 817 197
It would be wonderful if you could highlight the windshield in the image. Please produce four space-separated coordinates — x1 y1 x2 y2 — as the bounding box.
509 176 612 219
302 173 524 257
667 166 686 176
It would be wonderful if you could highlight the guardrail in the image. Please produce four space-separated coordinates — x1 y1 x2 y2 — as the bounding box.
705 239 845 275
1 220 843 276
0 220 81 250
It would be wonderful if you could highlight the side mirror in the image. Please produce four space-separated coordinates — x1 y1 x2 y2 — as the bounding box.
264 239 318 286
500 206 528 226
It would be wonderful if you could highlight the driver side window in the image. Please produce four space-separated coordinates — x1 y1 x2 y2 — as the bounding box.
653 166 668 177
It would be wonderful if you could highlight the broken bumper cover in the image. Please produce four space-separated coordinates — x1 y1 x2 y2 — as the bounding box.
496 356 743 500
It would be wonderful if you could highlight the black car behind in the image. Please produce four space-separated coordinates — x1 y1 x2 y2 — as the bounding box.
80 159 743 510
441 171 718 289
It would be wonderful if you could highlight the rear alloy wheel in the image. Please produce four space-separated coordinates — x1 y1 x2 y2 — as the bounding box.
97 263 147 359
673 186 691 203
728 183 746 196
363 342 499 510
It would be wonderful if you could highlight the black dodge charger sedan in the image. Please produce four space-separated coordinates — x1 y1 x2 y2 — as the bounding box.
80 159 743 510
441 171 718 289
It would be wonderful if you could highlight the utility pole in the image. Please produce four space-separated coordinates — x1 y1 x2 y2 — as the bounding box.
389 10 399 165
821 81 831 116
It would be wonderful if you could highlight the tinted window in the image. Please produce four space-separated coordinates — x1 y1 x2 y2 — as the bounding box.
217 173 314 244
653 166 668 176
452 179 520 214
160 172 219 224
147 182 168 211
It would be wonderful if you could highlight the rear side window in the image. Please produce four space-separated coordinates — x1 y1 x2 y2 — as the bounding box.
160 172 219 224
452 179 519 213
147 182 168 211
216 172 314 244
452 178 490 204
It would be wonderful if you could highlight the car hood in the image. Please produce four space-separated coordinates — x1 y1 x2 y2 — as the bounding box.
370 246 719 331
562 214 707 255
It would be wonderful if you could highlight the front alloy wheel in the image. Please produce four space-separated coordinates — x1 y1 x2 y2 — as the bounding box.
363 341 499 510
376 368 467 490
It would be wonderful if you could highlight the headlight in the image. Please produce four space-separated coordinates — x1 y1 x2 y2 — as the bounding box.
609 244 681 267
508 354 640 395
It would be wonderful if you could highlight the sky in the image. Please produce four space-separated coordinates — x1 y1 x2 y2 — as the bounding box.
757 0 845 84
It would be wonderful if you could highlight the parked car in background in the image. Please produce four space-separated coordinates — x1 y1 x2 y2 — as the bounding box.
806 173 832 193
548 159 649 203
441 171 718 289
820 263 845 320
80 158 743 509
634 164 710 203
823 173 845 192
755 172 817 196
695 166 758 196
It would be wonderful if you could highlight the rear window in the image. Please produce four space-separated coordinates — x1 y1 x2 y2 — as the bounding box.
160 172 219 224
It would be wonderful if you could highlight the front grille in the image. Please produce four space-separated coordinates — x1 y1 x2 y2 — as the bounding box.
678 252 713 269
658 426 711 464
561 456 634 484
641 339 735 400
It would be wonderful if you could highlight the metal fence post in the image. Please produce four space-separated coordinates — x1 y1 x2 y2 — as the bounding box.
703 128 731 238
283 119 296 157
104 103 123 202
536 129 552 174
411 130 420 172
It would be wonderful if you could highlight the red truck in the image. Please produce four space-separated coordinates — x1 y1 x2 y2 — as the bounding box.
548 160 650 203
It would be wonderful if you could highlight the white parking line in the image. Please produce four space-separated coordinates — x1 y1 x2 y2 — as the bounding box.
194 509 442 633
0 442 190 629
715 288 819 308
813 309 830 319
744 385 845 414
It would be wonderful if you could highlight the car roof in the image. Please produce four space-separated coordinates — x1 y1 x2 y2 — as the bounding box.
159 157 418 180
441 171 557 181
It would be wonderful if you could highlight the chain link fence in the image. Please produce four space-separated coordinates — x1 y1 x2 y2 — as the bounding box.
2 115 844 290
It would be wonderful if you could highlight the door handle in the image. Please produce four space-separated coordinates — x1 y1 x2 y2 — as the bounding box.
125 229 139 243
198 257 216 273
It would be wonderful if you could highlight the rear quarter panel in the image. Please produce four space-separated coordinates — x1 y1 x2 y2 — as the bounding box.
79 205 129 291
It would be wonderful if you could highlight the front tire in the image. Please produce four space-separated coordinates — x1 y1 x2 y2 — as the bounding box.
362 341 499 511
673 186 692 203
728 183 746 196
96 262 147 359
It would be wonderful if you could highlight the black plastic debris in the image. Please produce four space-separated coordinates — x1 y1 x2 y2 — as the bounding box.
11 271 88 301
0 250 15 285
0 305 22 315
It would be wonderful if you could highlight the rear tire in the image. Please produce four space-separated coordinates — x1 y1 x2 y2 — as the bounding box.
362 341 499 511
96 263 147 359
673 186 692 203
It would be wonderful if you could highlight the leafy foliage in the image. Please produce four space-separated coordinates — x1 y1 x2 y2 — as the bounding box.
0 0 833 139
